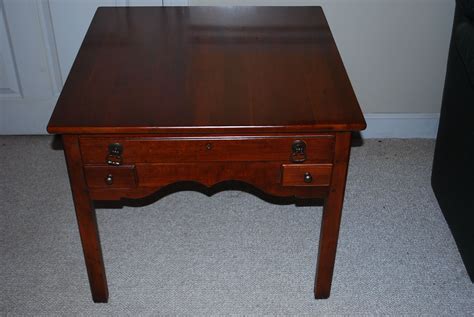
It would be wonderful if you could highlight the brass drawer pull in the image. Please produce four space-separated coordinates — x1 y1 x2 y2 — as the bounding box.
304 172 313 183
106 143 123 166
105 174 113 185
291 140 307 163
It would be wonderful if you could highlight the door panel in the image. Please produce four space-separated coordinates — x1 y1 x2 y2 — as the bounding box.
1 0 59 134
0 5 21 98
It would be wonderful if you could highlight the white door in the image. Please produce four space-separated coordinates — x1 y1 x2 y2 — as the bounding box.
0 0 187 134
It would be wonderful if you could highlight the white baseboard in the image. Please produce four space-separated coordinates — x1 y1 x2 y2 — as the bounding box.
360 113 439 139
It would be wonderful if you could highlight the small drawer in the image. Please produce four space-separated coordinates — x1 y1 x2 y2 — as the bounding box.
281 164 332 187
84 165 137 188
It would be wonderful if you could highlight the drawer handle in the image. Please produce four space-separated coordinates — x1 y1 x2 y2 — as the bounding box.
105 174 113 185
291 140 307 163
303 172 313 183
106 143 123 166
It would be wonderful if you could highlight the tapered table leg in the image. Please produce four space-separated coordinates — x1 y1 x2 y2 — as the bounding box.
63 135 109 303
314 132 351 299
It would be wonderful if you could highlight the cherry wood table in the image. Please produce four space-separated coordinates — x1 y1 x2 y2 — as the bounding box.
48 6 366 302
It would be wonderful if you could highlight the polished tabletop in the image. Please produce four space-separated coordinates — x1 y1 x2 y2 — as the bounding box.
47 6 366 134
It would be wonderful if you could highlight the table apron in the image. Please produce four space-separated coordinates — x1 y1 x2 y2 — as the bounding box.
84 161 332 201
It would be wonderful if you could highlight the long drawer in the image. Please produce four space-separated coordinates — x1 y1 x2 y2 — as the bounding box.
79 135 335 164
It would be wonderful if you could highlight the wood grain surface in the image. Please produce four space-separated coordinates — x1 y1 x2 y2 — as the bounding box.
47 7 366 134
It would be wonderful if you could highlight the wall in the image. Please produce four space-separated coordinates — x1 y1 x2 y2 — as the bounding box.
0 0 456 137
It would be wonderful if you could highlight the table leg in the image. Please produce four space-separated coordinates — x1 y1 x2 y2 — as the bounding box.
314 132 351 299
63 135 109 303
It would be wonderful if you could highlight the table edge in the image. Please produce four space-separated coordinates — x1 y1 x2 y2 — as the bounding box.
47 122 367 135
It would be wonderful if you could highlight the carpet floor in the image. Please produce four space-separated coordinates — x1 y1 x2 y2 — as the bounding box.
0 136 473 315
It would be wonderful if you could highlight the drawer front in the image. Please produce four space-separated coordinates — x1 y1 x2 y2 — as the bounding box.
84 165 137 188
79 135 335 164
281 164 332 187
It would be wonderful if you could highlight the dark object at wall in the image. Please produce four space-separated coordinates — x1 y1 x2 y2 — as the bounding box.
432 0 474 282
459 0 474 20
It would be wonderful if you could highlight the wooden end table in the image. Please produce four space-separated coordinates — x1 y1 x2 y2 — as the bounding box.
47 7 366 302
